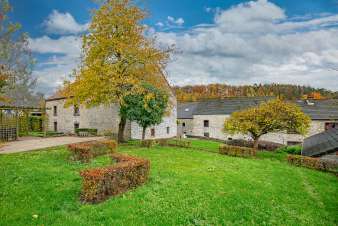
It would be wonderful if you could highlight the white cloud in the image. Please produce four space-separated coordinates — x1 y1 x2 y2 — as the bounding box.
29 35 81 56
167 16 185 26
156 22 164 27
29 35 82 95
44 10 89 34
154 0 338 91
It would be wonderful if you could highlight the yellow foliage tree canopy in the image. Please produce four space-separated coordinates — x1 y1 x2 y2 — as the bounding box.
64 0 171 108
224 99 311 149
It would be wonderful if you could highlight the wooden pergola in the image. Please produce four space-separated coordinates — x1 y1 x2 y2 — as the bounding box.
0 106 49 141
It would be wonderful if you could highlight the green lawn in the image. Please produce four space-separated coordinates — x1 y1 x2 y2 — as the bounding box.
0 142 337 226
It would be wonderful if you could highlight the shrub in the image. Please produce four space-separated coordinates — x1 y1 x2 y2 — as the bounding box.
167 139 191 148
219 144 256 157
225 139 282 151
287 154 338 173
75 128 98 136
140 139 156 148
67 140 117 163
157 138 169 146
80 153 150 203
277 145 302 155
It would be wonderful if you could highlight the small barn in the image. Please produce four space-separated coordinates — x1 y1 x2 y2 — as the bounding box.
302 128 338 160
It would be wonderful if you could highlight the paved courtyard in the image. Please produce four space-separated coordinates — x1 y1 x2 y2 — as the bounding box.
0 136 104 154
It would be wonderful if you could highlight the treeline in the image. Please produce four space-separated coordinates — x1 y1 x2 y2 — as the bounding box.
174 83 338 102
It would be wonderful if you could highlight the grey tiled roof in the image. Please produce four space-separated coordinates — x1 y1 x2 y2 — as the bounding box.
177 98 338 120
296 99 338 120
177 102 200 119
178 97 273 118
302 128 338 157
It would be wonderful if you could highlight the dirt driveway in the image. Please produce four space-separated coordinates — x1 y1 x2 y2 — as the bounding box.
0 136 104 154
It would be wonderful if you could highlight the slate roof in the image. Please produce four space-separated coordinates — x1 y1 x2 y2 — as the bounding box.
296 99 338 120
177 98 338 120
302 128 338 157
177 102 200 119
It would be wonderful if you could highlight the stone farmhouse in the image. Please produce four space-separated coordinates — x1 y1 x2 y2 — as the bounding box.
177 97 338 145
45 92 177 140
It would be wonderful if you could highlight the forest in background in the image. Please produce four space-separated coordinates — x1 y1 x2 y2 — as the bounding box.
174 83 338 102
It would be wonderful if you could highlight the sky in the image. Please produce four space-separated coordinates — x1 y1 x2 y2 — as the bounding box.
8 0 338 95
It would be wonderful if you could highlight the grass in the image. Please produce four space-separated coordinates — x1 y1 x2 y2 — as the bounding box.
0 141 337 226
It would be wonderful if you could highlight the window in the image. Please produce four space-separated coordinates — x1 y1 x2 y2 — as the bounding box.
182 122 186 127
74 105 80 116
53 121 58 132
325 122 338 130
151 128 155 137
204 132 210 137
166 127 170 134
74 122 79 131
204 120 209 127
53 106 57 116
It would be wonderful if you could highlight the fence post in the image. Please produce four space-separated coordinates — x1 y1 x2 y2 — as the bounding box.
15 109 19 140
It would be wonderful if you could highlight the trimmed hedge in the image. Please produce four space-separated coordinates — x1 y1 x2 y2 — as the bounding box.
80 153 150 203
67 140 117 163
140 139 157 148
75 128 98 136
225 139 283 151
219 144 256 157
140 138 191 148
167 139 191 148
287 155 338 173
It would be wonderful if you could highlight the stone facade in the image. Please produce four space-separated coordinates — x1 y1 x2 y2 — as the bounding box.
178 114 337 145
45 96 177 140
177 119 193 136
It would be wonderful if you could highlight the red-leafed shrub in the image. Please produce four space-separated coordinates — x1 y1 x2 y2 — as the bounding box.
287 154 338 173
67 140 117 162
219 144 256 157
80 153 150 203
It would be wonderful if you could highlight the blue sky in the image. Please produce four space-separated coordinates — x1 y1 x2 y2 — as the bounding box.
8 0 338 95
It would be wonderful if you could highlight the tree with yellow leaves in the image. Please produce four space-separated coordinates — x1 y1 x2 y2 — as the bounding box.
64 0 171 142
224 99 311 149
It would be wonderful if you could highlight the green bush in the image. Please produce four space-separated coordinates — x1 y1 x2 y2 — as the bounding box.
276 145 302 155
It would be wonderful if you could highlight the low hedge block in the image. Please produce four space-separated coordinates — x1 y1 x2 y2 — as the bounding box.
167 139 191 148
219 144 256 157
287 155 338 173
67 140 117 162
140 139 156 148
80 153 150 203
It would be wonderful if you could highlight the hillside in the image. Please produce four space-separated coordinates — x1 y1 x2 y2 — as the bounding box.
174 83 338 102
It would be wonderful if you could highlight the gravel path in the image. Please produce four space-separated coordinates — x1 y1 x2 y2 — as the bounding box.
0 136 104 154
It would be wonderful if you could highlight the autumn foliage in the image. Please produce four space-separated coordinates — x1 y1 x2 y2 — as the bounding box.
80 153 150 204
224 99 311 149
174 84 337 102
67 140 117 163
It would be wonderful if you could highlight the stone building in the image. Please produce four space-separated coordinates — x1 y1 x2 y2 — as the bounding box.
45 92 177 140
177 97 338 145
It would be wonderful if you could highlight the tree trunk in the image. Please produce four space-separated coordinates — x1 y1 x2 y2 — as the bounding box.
118 116 126 143
142 126 146 140
253 137 260 149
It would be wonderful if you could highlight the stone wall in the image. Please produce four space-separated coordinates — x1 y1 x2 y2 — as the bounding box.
46 95 177 140
190 114 336 145
45 99 119 135
177 119 193 136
